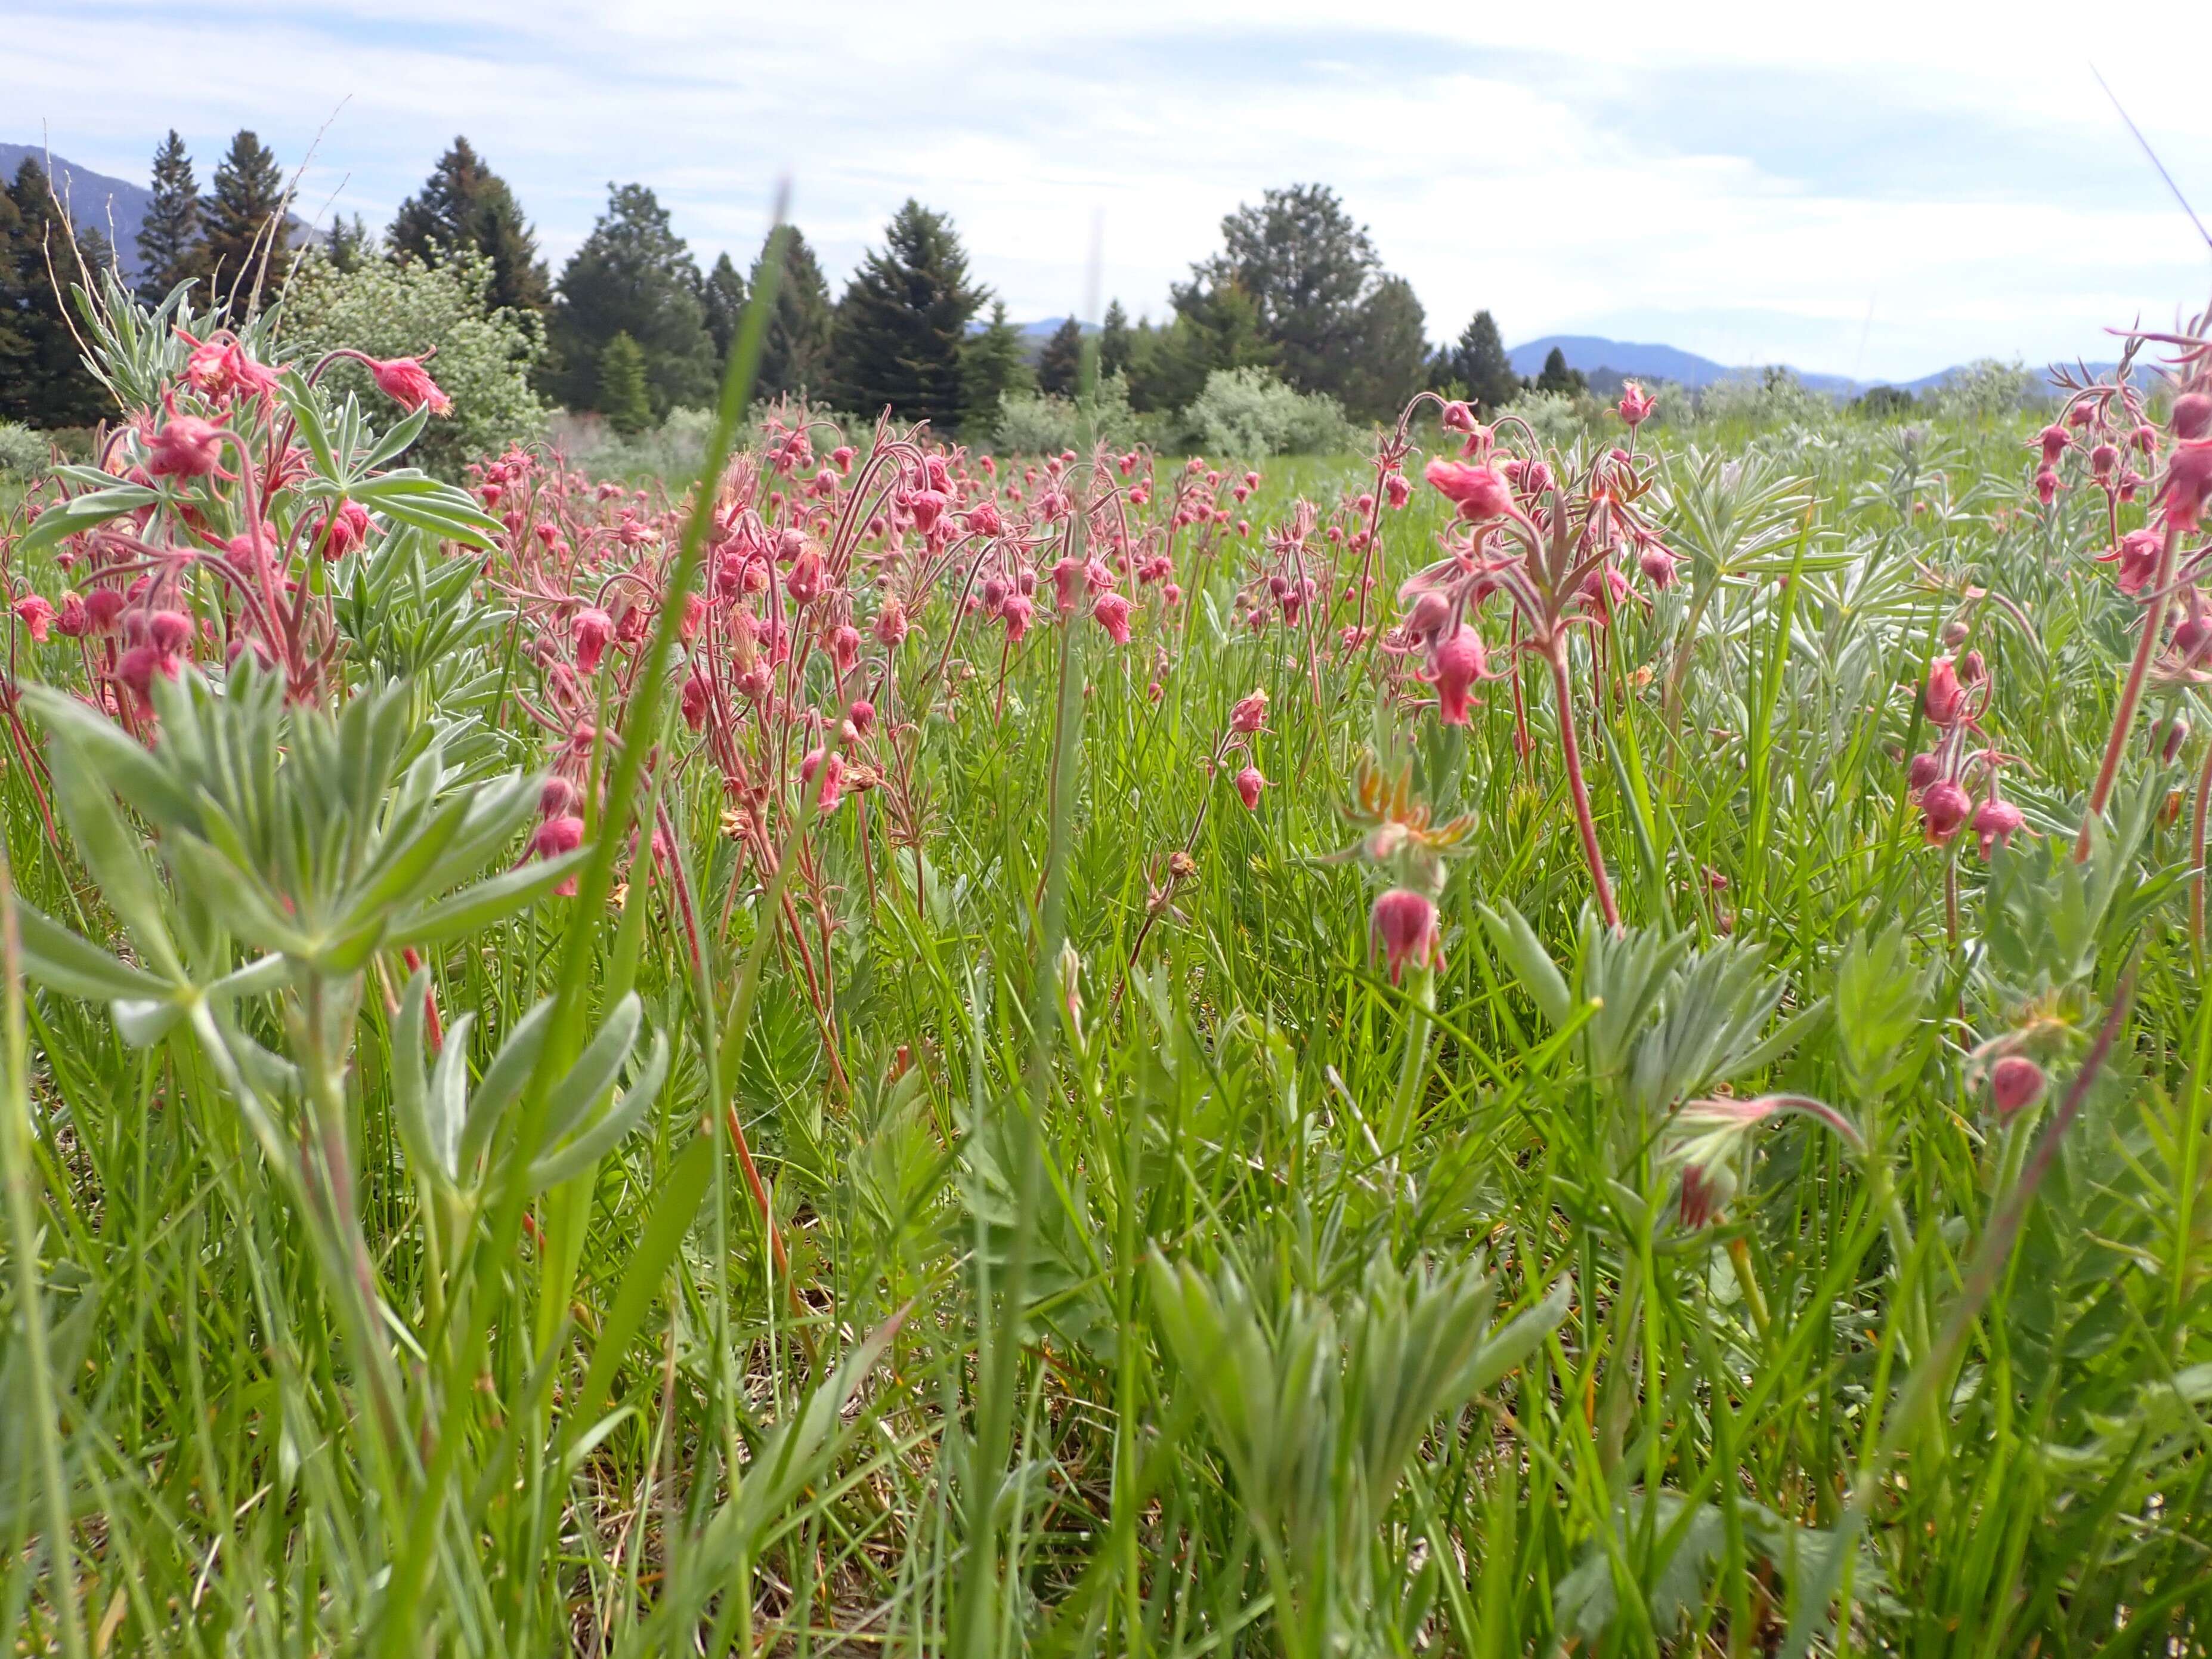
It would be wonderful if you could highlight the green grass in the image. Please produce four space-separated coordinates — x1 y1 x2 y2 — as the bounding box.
1 302 2208 1659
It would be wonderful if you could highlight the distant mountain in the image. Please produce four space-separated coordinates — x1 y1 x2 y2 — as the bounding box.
0 144 151 276
1506 333 2114 403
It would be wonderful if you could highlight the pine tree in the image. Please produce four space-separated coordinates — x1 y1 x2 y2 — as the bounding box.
388 137 549 314
1185 184 1376 402
829 200 983 432
751 226 834 400
700 252 747 364
135 131 203 304
1536 346 1586 397
1098 300 1133 379
1035 317 1084 397
201 130 290 308
1342 275 1428 423
598 331 653 435
0 159 112 427
1441 310 1519 411
326 214 373 273
548 183 716 418
960 299 1031 435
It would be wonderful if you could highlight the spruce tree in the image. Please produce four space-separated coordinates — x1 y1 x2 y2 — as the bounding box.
326 214 373 273
598 332 653 434
0 159 112 427
829 200 983 432
751 226 834 400
388 138 549 314
1536 346 1586 397
700 252 747 364
1035 317 1084 397
1098 299 1133 378
1342 274 1428 423
549 183 716 418
960 299 1030 436
135 131 204 304
201 130 290 307
1443 310 1519 410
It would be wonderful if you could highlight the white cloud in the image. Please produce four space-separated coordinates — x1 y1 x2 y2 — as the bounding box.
8 0 2211 379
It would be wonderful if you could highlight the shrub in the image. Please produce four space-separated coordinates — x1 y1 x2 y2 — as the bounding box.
0 418 49 477
279 245 547 477
1501 388 1586 448
1694 367 1834 429
1183 367 1352 456
1923 358 2037 423
994 371 1138 454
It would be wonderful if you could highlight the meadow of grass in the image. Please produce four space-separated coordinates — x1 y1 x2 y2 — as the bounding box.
1 267 2209 1658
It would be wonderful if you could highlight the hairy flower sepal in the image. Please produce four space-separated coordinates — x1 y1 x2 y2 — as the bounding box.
1667 1093 1866 1231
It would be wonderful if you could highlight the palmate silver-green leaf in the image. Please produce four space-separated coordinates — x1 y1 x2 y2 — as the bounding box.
10 901 169 1005
13 483 160 558
351 471 505 549
526 1031 667 1192
385 851 589 950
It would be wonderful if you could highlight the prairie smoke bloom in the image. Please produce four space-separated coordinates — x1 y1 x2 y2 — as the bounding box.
1233 764 1267 810
85 588 125 634
2090 441 2118 479
2112 526 2161 595
2035 423 2070 465
54 594 88 638
2161 716 2191 764
784 545 828 605
1401 589 1451 647
116 642 181 710
318 498 372 560
1920 777 1971 844
1906 751 1941 792
800 746 844 812
1973 795 2025 858
2034 466 2062 507
830 623 862 676
1093 591 1134 645
1000 593 1035 641
680 673 713 731
847 697 875 736
531 814 587 894
1676 1161 1738 1230
539 776 581 818
1989 1054 2046 1119
13 594 54 642
1924 654 1966 725
147 610 193 654
905 487 949 533
184 335 279 401
1638 544 1678 589
368 356 453 416
1050 555 1091 614
2157 440 2212 530
1229 687 1269 734
1426 627 1488 725
1617 381 1657 428
1425 458 1514 521
1370 888 1442 984
2173 391 2211 441
1384 470 1412 509
874 599 909 647
147 410 225 479
573 607 615 674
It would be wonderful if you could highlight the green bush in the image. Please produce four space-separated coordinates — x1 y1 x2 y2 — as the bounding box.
0 418 49 478
1183 366 1351 456
993 372 1139 454
278 245 547 477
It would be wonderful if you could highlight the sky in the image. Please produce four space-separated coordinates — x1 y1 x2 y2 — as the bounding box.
8 0 2212 383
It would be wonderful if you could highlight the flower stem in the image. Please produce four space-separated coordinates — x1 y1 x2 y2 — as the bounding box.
1549 641 1620 930
2077 518 2179 860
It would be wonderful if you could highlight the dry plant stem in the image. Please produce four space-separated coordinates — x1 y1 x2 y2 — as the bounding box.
1549 638 1621 931
2077 518 2180 860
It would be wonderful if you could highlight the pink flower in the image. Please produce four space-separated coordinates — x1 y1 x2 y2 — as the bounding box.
1973 796 2025 858
1370 888 1442 984
1906 752 1941 793
1000 593 1035 642
54 594 88 638
183 335 279 401
1233 764 1267 811
319 499 372 560
368 356 452 416
905 487 949 533
846 697 875 736
1051 556 1091 614
1920 778 1971 844
2034 465 2062 506
573 607 615 674
874 599 909 647
680 673 713 731
829 623 861 676
1989 1054 2046 1119
1425 627 1487 725
2157 440 2212 530
800 746 844 812
85 589 126 634
147 411 225 479
1424 458 1514 521
1384 471 1411 509
1923 655 1966 725
2112 527 2161 595
13 594 55 642
2035 423 2070 465
1677 1161 1737 1231
1638 544 1678 589
540 776 580 818
1440 400 1477 434
2171 391 2211 442
148 610 193 654
1617 381 1657 427
1093 591 1134 645
1229 687 1269 734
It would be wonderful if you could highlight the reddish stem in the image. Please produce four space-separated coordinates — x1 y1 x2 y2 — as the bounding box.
2077 518 2180 861
1549 639 1620 931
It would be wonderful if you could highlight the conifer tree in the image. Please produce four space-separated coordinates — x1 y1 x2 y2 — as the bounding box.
751 226 834 401
1536 345 1586 397
548 182 716 418
829 200 982 432
960 299 1031 435
1441 310 1520 410
1035 317 1084 397
0 159 112 426
598 331 653 434
388 138 549 314
201 130 290 307
135 131 204 304
1342 274 1428 422
1098 299 1133 379
700 252 747 364
326 214 373 273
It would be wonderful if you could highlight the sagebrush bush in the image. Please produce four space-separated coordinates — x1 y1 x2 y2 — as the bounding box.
993 370 1139 453
1184 366 1353 455
0 418 48 477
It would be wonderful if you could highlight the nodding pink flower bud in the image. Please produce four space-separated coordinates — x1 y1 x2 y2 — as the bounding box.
1000 592 1035 642
320 498 372 560
2090 441 2118 479
1638 545 1678 589
1941 619 1970 647
964 499 1004 536
1424 458 1514 521
147 411 225 478
980 576 1009 613
1233 764 1267 810
1924 655 1966 725
1973 795 2025 858
2114 527 2161 595
1093 591 1134 645
85 588 126 634
573 607 615 674
2036 424 2069 464
1384 471 1412 509
847 697 875 736
1677 1160 1738 1231
1957 648 1986 686
2172 391 2212 442
115 642 180 709
680 673 712 731
1440 400 1477 434
1920 777 1971 844
1617 381 1657 427
531 814 586 892
2034 465 2062 506
1402 589 1452 645
367 356 453 416
2157 440 2212 530
539 776 580 818
1051 555 1091 614
1907 751 1941 792
1426 627 1488 725
1989 1054 2046 1119
148 609 193 654
2161 715 2191 764
54 593 88 638
12 594 55 642
1229 687 1269 734
906 488 949 533
831 444 856 472
800 746 844 812
829 623 861 675
1370 887 1442 985
874 599 909 647
784 545 827 605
